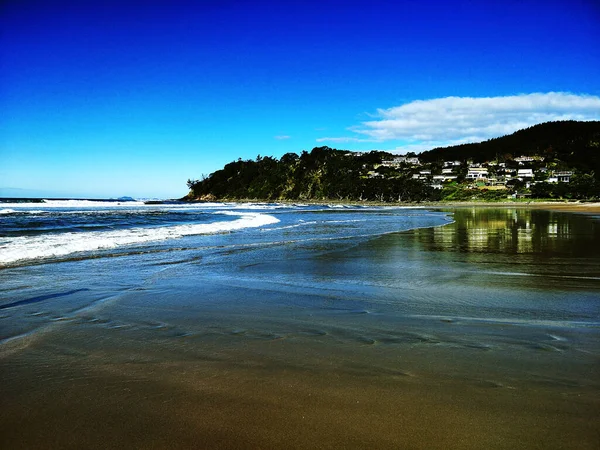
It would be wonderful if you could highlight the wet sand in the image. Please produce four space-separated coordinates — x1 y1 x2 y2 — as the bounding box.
220 198 600 214
431 201 600 214
2 320 598 450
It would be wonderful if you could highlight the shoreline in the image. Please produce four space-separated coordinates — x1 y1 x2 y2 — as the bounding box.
185 197 600 213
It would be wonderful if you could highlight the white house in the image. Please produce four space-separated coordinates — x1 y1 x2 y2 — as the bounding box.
514 156 537 164
466 168 489 180
433 174 458 182
517 169 534 179
386 156 420 165
554 171 572 182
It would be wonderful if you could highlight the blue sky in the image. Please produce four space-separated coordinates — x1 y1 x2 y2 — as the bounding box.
1 0 599 198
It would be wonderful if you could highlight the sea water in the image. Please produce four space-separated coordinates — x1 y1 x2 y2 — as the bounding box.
1 200 599 449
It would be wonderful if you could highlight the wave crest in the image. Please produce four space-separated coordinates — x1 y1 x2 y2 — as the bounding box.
0 212 279 265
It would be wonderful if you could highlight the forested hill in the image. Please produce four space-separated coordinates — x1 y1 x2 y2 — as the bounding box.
186 148 430 202
419 120 600 171
186 121 600 202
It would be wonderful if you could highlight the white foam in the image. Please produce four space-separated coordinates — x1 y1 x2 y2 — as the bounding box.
0 209 16 214
0 212 280 265
226 203 289 210
0 201 290 212
0 201 146 209
40 199 147 208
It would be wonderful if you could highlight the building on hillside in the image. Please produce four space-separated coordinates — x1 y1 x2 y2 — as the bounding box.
466 168 489 180
554 171 572 182
433 174 458 183
397 156 421 165
380 156 420 167
514 156 539 164
486 177 507 187
517 169 534 179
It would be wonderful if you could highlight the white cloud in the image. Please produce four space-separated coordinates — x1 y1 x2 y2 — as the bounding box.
274 135 291 140
315 137 376 143
319 92 600 150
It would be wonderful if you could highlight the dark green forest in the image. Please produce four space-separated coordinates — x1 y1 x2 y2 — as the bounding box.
186 121 600 202
419 120 600 173
187 147 432 202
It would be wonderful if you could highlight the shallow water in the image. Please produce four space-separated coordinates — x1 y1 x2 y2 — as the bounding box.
1 204 598 449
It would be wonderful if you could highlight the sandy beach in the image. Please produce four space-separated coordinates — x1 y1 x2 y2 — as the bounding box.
427 201 600 213
206 198 600 213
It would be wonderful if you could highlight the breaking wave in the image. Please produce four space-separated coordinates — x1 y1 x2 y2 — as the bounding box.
0 211 279 265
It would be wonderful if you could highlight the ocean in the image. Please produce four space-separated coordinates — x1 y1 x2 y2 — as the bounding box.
1 200 599 449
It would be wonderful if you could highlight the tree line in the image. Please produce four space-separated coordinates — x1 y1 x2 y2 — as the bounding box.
187 147 434 202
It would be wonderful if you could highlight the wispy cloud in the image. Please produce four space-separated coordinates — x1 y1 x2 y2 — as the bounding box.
315 137 376 143
274 135 291 140
318 92 600 151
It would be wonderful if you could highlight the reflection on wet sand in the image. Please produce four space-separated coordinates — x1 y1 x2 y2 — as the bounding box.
420 208 597 255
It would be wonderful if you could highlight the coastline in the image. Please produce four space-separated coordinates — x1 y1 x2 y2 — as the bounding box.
184 196 600 213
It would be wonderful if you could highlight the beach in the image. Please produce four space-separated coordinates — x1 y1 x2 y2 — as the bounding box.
1 202 599 449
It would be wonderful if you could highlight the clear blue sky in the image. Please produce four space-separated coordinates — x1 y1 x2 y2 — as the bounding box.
2 0 599 198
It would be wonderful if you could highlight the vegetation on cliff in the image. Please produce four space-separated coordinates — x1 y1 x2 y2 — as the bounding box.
419 120 600 174
187 147 433 202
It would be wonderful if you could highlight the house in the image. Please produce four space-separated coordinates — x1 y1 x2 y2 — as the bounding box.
402 156 421 165
466 168 489 180
385 156 420 165
514 156 537 164
486 177 507 187
441 168 454 174
444 160 462 167
434 174 457 182
517 169 534 179
554 171 572 183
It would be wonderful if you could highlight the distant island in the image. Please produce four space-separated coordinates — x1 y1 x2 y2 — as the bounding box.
186 121 600 203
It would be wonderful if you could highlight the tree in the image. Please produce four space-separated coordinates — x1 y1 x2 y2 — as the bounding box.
530 182 553 198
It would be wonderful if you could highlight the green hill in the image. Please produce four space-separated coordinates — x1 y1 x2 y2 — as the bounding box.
419 120 600 173
186 121 600 202
186 147 432 202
